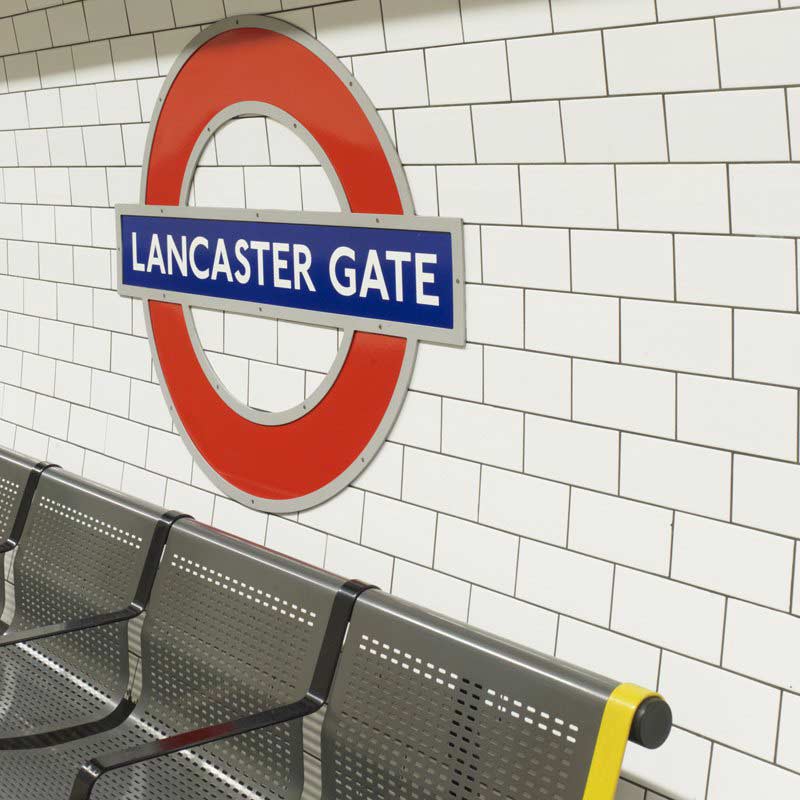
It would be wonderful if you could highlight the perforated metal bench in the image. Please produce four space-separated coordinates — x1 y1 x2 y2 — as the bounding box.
0 461 181 749
0 517 368 799
66 575 669 800
320 591 671 800
0 449 670 800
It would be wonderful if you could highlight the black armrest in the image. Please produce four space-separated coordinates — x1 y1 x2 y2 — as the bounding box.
0 606 138 648
69 578 375 800
69 696 320 800
1 510 189 650
0 699 136 751
0 510 190 752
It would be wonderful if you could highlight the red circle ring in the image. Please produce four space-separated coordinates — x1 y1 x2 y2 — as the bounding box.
141 17 418 512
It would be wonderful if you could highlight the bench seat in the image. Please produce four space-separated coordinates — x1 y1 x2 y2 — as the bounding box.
0 520 363 800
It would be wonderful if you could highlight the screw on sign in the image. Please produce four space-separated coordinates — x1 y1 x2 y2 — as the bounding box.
118 17 466 513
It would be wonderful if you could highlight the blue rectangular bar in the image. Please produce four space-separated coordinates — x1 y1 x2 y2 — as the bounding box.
118 210 462 341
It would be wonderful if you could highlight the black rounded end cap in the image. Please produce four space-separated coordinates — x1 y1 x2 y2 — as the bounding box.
630 697 672 750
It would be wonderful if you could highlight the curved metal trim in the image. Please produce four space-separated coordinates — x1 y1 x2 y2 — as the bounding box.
138 14 420 513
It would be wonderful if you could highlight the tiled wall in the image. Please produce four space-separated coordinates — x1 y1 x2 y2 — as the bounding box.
1 0 799 797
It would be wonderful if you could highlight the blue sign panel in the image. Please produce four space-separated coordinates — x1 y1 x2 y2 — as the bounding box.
117 207 465 344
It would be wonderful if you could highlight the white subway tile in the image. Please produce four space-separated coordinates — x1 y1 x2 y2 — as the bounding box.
121 464 165 506
442 398 523 470
517 539 614 625
562 95 667 163
315 0 385 56
426 41 510 105
667 89 789 162
574 361 675 438
660 651 780 760
526 290 619 361
508 32 606 101
435 514 518 593
730 164 800 237
473 101 563 164
624 728 711 800
485 347 570 417
482 226 570 291
676 234 795 311
403 446 480 519
171 0 225 27
605 20 719 94
410 342 483 402
672 513 793 610
438 165 521 225
621 434 731 519
480 466 569 545
708 746 800 800
622 300 731 377
733 455 800 537
352 441 403 499
389 390 441 451
525 415 619 493
551 0 654 30
466 284 524 347
33 395 69 439
324 538 393 589
679 374 797 460
352 50 428 109
613 566 725 662
396 106 473 165
617 164 730 234
298 487 363 543
267 517 327 566
734 310 800 387
717 8 800 88
392 560 471 621
362 493 436 565
125 0 176 34
658 0 776 19
461 0 551 40
570 489 672 575
724 600 800 691
381 0 461 49
778 692 800 773
521 165 616 229
469 586 558 654
557 617 661 689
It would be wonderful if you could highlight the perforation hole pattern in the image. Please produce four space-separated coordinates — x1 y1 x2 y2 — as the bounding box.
0 541 333 799
0 479 158 740
8 494 144 697
322 604 607 800
0 627 128 736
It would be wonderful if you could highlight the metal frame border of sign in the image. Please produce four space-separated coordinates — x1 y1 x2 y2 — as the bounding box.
134 14 466 512
116 204 466 348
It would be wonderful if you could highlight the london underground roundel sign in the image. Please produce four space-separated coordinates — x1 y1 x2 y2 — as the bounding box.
118 17 465 513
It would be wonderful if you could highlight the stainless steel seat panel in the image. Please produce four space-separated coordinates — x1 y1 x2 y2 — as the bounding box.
0 469 166 739
0 520 345 799
0 632 123 735
0 712 309 800
321 592 618 800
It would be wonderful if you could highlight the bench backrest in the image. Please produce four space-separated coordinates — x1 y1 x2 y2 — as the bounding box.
131 520 347 798
321 591 618 800
9 468 167 702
